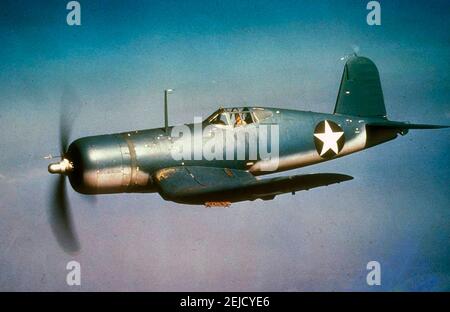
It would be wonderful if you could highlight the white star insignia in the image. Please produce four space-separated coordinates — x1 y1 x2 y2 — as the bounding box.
314 120 344 156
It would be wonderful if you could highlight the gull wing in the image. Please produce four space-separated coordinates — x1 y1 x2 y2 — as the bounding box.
153 166 353 205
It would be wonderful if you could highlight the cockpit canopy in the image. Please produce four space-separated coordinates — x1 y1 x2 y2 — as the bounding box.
204 107 273 127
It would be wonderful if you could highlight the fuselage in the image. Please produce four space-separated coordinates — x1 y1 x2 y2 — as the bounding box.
66 107 398 195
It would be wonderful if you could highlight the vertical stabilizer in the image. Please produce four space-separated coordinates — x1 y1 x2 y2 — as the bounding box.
334 56 387 118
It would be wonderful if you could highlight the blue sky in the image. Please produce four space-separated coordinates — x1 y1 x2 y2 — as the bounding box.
0 0 449 291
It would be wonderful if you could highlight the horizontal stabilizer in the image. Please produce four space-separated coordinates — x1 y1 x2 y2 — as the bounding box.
154 166 353 205
367 121 449 130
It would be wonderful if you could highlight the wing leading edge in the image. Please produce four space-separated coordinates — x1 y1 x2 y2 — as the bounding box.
153 166 353 205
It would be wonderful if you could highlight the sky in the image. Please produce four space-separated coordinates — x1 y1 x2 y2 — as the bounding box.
0 0 449 291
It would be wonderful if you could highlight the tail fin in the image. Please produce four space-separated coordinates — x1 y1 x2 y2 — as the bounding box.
334 55 387 118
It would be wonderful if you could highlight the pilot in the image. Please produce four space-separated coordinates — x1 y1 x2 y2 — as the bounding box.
235 113 247 126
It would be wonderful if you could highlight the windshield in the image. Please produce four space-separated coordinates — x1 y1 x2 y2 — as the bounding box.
205 107 264 127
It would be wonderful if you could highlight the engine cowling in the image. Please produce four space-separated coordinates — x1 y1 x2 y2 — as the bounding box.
66 134 152 194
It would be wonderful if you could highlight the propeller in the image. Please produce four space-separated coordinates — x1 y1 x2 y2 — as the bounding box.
47 85 82 254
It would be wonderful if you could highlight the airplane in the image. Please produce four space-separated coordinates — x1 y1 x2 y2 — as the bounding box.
47 55 448 252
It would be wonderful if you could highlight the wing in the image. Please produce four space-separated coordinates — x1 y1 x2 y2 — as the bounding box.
153 166 353 205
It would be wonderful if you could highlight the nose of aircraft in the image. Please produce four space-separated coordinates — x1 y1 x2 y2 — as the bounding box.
67 134 130 194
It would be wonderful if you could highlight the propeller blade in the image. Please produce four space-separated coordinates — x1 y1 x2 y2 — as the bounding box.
48 175 80 253
60 113 70 154
59 84 82 153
